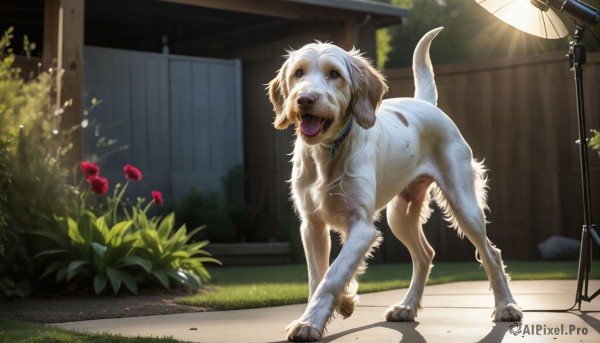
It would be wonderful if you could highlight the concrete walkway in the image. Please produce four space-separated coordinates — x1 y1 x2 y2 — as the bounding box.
53 280 600 342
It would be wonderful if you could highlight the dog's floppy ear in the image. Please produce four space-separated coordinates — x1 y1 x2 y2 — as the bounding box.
347 51 388 129
267 59 291 130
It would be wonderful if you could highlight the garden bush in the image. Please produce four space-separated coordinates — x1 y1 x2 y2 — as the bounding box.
164 188 236 243
0 26 77 298
163 165 263 243
223 165 263 242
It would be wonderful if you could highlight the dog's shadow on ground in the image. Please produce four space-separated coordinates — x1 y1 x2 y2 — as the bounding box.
268 320 513 343
267 310 600 342
266 321 426 343
321 321 426 342
321 321 513 343
477 322 513 343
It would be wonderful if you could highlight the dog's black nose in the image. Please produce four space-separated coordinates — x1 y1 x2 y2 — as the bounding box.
297 93 317 108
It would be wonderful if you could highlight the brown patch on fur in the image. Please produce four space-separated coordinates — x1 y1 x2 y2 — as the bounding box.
400 175 433 204
394 111 409 127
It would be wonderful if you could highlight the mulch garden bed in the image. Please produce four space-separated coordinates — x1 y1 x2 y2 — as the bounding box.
1 291 208 324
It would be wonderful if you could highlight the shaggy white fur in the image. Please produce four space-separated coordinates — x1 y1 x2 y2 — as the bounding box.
268 27 523 342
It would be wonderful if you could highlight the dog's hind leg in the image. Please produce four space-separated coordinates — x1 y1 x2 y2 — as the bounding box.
384 178 435 322
434 148 522 322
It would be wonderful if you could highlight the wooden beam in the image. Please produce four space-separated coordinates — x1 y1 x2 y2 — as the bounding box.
337 21 358 51
43 0 84 169
171 19 290 55
162 0 367 21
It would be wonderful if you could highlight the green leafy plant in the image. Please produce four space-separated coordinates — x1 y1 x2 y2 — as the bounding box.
34 162 220 294
590 129 600 158
132 210 218 289
0 138 10 256
34 211 147 294
0 229 33 298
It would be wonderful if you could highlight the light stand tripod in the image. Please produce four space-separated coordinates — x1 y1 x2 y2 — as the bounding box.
475 0 600 312
570 26 600 309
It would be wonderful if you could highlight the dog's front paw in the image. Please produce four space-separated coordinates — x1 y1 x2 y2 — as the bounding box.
384 305 416 322
285 320 322 342
494 303 523 322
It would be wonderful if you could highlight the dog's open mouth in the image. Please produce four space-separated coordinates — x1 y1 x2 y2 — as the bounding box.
300 115 332 137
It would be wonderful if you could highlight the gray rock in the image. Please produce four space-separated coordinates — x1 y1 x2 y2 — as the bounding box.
538 235 581 260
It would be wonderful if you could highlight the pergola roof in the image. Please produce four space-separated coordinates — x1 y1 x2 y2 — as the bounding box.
288 0 407 17
0 0 406 56
164 0 406 22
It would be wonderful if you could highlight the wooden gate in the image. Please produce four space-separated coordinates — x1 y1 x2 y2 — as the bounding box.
83 47 243 201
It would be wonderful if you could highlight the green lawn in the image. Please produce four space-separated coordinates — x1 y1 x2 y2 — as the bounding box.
0 316 185 343
176 260 598 310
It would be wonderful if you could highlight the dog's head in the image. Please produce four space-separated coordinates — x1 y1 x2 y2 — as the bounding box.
267 42 388 144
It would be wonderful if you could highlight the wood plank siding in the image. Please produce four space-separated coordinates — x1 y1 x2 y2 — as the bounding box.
83 47 243 201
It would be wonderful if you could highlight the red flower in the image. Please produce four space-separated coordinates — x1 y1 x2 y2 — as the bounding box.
80 161 99 179
87 175 109 194
124 164 142 181
151 190 163 206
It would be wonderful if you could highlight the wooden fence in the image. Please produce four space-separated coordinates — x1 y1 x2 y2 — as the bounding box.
82 47 243 201
373 51 600 261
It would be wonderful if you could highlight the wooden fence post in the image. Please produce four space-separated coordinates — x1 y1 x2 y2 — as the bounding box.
43 0 85 170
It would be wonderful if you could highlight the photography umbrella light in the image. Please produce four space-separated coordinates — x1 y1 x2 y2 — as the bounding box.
475 0 600 309
476 0 569 38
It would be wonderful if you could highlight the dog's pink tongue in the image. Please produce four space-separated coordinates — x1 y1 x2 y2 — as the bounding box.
301 115 321 137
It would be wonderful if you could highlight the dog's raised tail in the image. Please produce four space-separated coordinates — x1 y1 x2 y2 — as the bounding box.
413 27 443 106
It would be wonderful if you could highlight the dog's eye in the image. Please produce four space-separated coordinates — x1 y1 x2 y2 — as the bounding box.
295 69 304 78
329 70 340 79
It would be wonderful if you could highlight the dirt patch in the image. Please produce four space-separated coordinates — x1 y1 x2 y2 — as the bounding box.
1 292 208 324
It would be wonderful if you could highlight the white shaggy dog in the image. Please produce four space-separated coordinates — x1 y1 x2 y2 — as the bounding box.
267 27 523 342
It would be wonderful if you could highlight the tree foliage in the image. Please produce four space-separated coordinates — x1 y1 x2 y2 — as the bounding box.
377 0 600 69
